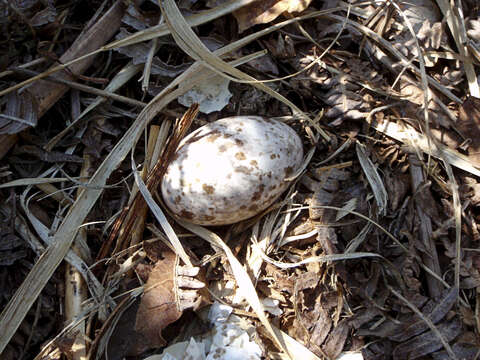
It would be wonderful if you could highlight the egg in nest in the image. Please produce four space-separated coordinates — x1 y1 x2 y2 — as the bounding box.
161 116 303 225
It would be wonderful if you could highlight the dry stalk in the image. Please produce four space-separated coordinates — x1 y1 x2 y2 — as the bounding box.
64 153 93 360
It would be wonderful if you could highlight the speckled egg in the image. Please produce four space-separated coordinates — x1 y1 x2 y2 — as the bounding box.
161 116 303 225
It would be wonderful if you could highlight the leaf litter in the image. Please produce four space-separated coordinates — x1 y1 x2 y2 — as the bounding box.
0 0 480 359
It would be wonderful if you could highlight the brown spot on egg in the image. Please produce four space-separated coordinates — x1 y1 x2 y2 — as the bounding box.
218 145 227 152
202 184 215 194
269 185 277 191
223 133 232 138
234 139 244 146
180 210 194 220
249 204 258 211
250 160 258 167
267 172 272 178
234 166 252 174
270 154 276 159
251 184 265 201
174 195 181 204
235 152 246 160
284 166 294 176
236 128 242 132
207 131 222 143
240 205 247 210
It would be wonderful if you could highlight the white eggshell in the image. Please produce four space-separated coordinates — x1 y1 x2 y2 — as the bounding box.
161 116 303 225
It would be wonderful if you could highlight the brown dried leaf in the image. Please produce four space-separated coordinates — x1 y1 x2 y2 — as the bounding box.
456 96 480 167
29 4 57 27
233 0 313 33
432 343 480 360
384 169 409 212
390 287 458 342
310 306 332 348
134 247 182 353
392 317 462 360
389 0 443 67
321 319 349 359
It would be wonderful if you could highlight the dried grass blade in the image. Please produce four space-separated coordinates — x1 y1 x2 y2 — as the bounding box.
356 142 388 215
256 250 381 269
0 177 72 188
271 325 322 360
132 167 193 267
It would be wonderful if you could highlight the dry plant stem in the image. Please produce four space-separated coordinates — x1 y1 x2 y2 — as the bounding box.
409 157 442 298
14 68 146 108
129 125 161 252
0 57 46 79
65 154 92 360
35 183 72 206
0 0 125 160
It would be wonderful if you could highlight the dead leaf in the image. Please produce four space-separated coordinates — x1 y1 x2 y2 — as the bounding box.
432 343 480 360
390 287 458 342
321 319 349 359
392 317 462 360
390 0 444 67
456 96 480 166
384 169 409 212
134 246 182 354
30 4 57 27
233 0 313 33
310 306 332 348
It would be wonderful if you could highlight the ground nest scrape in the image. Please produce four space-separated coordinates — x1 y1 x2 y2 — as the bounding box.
0 0 480 359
